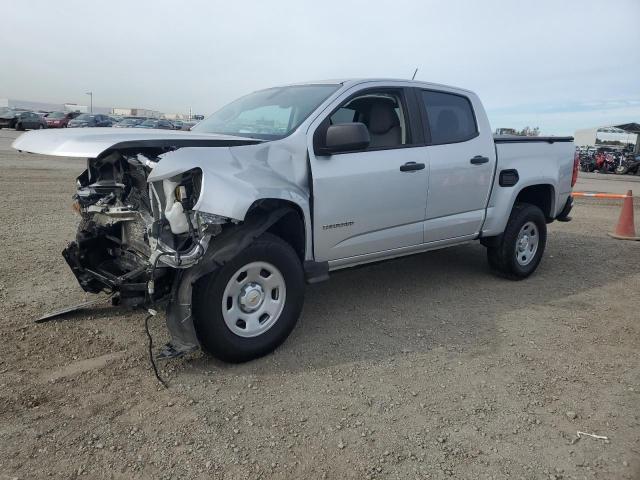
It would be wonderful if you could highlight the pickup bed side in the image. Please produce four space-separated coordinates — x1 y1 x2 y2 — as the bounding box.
481 137 575 237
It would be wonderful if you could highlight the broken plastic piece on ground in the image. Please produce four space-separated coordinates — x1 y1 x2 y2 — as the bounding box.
157 342 198 360
576 431 608 441
35 294 114 323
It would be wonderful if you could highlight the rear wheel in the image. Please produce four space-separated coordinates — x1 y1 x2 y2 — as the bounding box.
193 233 305 362
615 165 628 175
486 203 547 280
15 122 24 131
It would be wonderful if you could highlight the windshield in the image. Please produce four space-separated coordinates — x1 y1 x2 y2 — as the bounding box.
75 114 95 121
140 120 157 126
0 108 17 117
48 111 66 119
192 84 339 140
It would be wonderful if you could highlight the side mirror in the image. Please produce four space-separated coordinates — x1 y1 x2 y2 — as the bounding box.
317 122 370 156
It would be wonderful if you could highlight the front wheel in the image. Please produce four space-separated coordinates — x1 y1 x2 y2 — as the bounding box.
193 233 305 362
615 165 629 175
486 203 547 280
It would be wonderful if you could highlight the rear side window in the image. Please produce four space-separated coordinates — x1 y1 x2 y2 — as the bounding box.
421 90 478 145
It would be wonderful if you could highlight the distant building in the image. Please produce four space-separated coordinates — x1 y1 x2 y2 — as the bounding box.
574 125 638 150
64 103 88 113
112 107 161 118
163 112 188 120
495 128 517 136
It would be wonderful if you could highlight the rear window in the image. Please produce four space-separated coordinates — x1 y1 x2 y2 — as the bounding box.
420 90 478 145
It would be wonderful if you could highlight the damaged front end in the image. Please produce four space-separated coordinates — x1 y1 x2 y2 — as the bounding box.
64 149 229 356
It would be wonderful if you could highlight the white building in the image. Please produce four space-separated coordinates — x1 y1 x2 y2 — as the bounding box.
574 125 637 148
64 103 88 113
111 107 161 118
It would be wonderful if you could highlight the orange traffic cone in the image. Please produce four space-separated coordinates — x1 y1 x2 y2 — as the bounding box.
608 190 640 241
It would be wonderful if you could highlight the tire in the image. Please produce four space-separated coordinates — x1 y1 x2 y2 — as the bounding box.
193 232 305 362
486 203 547 280
615 165 628 175
15 122 24 131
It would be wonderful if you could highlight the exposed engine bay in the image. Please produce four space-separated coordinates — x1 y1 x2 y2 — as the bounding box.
63 148 229 352
12 127 313 360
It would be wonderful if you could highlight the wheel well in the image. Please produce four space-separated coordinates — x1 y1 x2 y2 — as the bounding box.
515 184 555 220
247 199 306 261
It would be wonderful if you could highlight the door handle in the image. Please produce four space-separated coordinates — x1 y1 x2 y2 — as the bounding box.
400 162 425 172
470 155 490 165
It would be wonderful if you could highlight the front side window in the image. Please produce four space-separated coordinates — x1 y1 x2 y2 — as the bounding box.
329 91 409 149
421 90 478 145
192 84 339 140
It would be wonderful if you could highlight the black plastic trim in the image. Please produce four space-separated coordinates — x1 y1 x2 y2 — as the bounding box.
470 156 490 165
304 260 330 283
499 169 519 187
556 195 573 222
400 162 425 172
494 136 574 144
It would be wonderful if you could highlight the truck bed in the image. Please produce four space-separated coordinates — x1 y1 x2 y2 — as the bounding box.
480 136 575 237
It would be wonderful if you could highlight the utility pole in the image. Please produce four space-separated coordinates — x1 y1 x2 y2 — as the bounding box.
86 92 93 113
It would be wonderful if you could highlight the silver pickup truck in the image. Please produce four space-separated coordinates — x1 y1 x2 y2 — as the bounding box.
13 79 578 362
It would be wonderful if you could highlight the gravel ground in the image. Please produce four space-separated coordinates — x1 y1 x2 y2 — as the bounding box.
0 129 638 480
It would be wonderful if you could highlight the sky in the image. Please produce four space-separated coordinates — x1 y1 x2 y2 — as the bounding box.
1 0 639 135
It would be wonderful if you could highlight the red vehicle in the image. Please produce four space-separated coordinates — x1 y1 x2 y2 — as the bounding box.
44 111 80 128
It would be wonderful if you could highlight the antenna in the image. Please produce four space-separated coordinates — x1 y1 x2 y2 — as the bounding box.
411 67 419 80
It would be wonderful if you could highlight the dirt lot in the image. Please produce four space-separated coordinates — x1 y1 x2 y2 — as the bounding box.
0 129 638 480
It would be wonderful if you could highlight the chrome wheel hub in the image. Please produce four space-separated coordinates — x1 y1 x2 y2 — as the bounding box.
238 282 265 312
515 221 539 266
222 261 286 338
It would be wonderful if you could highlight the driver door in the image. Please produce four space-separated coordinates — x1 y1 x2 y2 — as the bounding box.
308 87 428 263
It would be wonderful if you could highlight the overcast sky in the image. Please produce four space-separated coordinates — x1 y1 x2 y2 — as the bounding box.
2 0 639 134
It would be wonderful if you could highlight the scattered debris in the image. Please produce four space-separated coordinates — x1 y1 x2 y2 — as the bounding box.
576 431 608 441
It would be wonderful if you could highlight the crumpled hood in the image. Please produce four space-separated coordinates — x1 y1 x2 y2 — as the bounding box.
11 127 261 158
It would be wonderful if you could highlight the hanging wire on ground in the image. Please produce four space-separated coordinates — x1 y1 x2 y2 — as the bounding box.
144 310 168 388
142 219 204 388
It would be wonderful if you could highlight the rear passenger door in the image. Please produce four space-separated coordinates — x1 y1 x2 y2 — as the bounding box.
417 89 496 242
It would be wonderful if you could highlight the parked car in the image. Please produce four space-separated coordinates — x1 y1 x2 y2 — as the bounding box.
67 114 113 128
15 111 47 130
0 108 24 129
113 116 147 128
134 118 174 129
45 111 80 128
172 120 184 130
12 79 577 363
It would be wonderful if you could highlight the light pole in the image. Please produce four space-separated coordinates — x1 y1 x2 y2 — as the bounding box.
85 92 93 113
